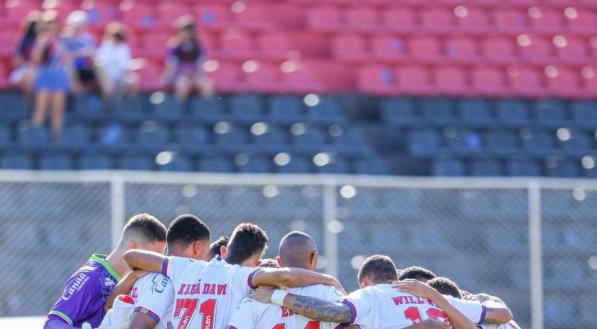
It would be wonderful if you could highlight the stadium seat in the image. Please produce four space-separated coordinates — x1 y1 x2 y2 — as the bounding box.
455 6 491 32
244 61 283 93
434 66 469 96
196 3 232 29
507 66 545 97
419 98 456 125
208 61 244 93
545 159 580 177
277 155 312 173
432 159 465 176
99 124 131 152
567 8 596 33
176 125 211 154
371 35 406 63
380 97 417 126
420 7 454 32
345 7 379 32
481 37 518 64
357 66 397 95
570 100 597 129
79 154 113 170
316 157 351 174
355 158 390 175
236 155 272 173
40 155 74 170
555 36 591 64
119 0 157 29
156 2 193 29
57 125 92 151
253 125 289 154
332 34 369 62
17 124 50 151
521 129 557 157
518 35 553 64
559 131 593 157
471 66 508 97
408 129 442 156
531 99 568 128
495 99 531 126
118 155 153 171
149 94 184 123
214 125 249 153
267 95 304 124
231 3 273 30
333 127 371 156
457 99 493 127
307 97 345 124
484 130 520 156
294 127 328 153
545 66 582 98
580 66 597 97
218 30 256 59
0 153 33 169
0 92 28 123
135 121 170 153
229 94 265 124
382 7 417 32
157 154 193 172
82 0 120 26
470 159 504 176
445 36 478 63
257 32 295 61
198 155 234 173
408 36 442 62
306 6 342 31
395 65 433 95
0 125 11 150
191 97 228 124
528 7 565 33
444 128 483 156
506 159 542 176
114 95 148 123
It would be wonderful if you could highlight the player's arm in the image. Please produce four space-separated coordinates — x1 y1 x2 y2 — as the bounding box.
129 313 159 329
123 250 166 273
395 280 477 329
104 270 148 311
463 293 513 325
43 319 79 329
250 267 346 294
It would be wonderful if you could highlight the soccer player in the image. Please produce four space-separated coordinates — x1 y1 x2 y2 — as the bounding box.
249 255 481 329
258 258 279 268
206 236 229 261
124 223 345 329
398 266 437 282
44 214 167 329
127 214 212 329
427 277 521 329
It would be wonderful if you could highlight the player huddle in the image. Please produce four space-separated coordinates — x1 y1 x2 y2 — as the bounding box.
43 213 520 329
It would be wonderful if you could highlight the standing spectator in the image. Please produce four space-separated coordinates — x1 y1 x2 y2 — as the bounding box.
31 10 73 139
10 10 41 96
163 15 214 100
95 22 138 101
62 10 97 91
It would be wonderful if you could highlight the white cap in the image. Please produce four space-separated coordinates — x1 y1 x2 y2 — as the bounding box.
66 10 88 27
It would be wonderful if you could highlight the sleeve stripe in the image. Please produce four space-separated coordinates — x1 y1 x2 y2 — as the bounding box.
247 269 259 289
341 299 357 324
133 306 161 324
49 310 74 326
478 305 488 324
229 327 239 329
161 258 169 277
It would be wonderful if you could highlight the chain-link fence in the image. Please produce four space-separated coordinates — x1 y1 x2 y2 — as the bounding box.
1 172 596 329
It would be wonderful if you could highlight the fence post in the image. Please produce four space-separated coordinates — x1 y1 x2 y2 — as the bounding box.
528 182 543 329
110 174 126 249
323 183 339 278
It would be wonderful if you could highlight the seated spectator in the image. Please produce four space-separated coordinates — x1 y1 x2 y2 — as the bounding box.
10 10 41 96
62 10 97 91
31 10 73 139
95 22 138 101
163 15 214 100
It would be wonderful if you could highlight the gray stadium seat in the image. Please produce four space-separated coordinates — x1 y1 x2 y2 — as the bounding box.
114 95 147 123
444 128 483 156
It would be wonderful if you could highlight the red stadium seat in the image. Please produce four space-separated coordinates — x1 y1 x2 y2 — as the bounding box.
0 31 17 58
382 7 417 33
138 32 171 60
482 37 518 64
518 34 554 64
4 0 40 24
136 60 163 92
119 0 157 29
208 61 244 93
493 8 528 33
508 66 545 97
435 66 469 96
409 36 442 62
345 7 379 32
307 6 342 31
420 7 454 32
232 3 274 30
580 66 597 96
156 2 193 30
81 0 120 26
244 61 282 93
454 6 491 32
218 30 256 59
281 61 327 93
527 7 565 33
371 35 406 63
445 36 478 63
544 65 582 97
332 34 369 62
471 66 508 97
195 3 231 29
395 65 433 95
357 66 396 95
566 7 596 33
257 32 295 60
554 36 591 64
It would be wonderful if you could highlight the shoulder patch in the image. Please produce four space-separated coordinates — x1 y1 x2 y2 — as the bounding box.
62 273 90 301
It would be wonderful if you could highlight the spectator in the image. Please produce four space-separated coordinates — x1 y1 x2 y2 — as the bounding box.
31 10 73 139
62 10 97 91
95 22 138 101
10 10 41 96
163 15 214 100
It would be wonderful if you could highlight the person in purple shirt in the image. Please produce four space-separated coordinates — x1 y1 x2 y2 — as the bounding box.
44 214 167 329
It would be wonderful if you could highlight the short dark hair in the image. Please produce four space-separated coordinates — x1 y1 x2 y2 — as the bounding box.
123 213 167 243
167 214 210 247
427 277 461 299
207 236 230 259
226 223 268 265
259 258 279 268
357 255 398 284
398 266 437 282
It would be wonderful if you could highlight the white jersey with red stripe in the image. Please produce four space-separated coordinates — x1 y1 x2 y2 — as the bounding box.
129 273 174 329
228 284 345 329
162 255 259 329
337 284 487 329
479 320 521 329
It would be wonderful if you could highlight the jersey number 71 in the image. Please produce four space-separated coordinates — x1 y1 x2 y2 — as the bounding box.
173 298 217 329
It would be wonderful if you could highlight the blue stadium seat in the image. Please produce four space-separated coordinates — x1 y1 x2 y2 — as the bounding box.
157 154 193 172
355 158 390 175
268 95 304 124
295 127 328 153
333 127 371 156
307 97 345 124
316 157 351 174
99 124 131 152
40 155 74 170
457 99 493 127
56 125 92 151
0 153 33 169
17 124 50 150
198 156 234 173
506 159 542 176
214 125 249 153
71 94 105 121
495 99 530 127
114 95 147 123
545 159 579 177
531 99 568 128
408 129 442 156
470 159 503 176
253 126 289 154
176 125 211 154
380 97 417 126
229 94 264 124
0 125 11 150
135 121 170 152
560 131 593 157
79 154 113 170
570 100 597 129
237 155 272 173
191 97 227 123
0 92 28 123
150 93 184 123
444 128 483 156
419 97 456 125
277 156 312 173
521 129 557 157
118 155 153 170
484 130 519 156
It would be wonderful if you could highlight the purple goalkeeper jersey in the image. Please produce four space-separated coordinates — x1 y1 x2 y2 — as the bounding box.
47 254 121 327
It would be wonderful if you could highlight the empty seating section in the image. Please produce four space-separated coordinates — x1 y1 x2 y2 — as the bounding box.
0 0 596 96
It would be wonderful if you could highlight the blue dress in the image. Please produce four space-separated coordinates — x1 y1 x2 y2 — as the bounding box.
33 38 71 92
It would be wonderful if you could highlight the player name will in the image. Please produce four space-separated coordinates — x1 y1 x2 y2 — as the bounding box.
177 282 228 296
392 296 437 307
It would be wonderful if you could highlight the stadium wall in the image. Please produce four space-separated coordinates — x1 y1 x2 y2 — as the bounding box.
2 171 597 329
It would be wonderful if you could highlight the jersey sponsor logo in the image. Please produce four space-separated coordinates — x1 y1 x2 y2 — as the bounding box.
152 275 169 294
105 277 116 287
62 273 90 301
